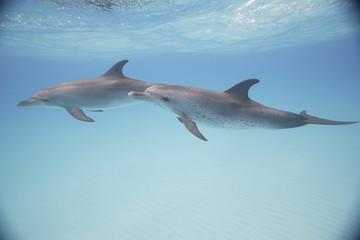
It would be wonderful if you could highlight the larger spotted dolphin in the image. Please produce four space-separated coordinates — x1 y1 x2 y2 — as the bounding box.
129 79 357 141
17 60 154 122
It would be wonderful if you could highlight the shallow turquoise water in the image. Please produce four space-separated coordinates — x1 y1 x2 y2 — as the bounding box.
1 1 360 240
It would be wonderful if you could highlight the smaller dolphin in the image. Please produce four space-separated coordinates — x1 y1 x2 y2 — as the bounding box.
129 79 357 141
17 60 154 122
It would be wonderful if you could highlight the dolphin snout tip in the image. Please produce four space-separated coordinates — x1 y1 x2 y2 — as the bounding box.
128 91 136 97
16 99 39 106
128 91 149 98
16 100 28 106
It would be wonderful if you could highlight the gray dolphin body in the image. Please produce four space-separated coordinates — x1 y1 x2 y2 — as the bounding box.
17 60 154 122
129 79 357 141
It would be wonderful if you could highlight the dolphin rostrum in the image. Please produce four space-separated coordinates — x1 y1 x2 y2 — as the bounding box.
17 60 154 122
128 79 357 141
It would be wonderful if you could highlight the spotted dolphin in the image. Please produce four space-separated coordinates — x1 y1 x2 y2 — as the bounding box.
129 79 357 141
17 60 154 122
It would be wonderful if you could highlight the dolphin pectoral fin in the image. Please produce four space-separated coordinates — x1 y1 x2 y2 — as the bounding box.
66 107 94 122
88 110 103 112
300 111 358 125
178 115 208 141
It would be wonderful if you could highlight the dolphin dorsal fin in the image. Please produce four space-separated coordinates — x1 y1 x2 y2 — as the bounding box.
225 79 260 99
102 60 129 78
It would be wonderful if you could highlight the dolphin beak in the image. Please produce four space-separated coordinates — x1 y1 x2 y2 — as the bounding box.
16 99 39 106
128 91 150 100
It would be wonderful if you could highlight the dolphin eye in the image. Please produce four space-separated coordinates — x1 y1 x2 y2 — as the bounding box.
161 96 170 102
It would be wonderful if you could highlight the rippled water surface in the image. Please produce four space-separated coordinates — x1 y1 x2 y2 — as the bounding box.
1 0 359 57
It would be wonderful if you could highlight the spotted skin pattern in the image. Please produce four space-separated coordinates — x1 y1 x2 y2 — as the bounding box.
129 79 357 141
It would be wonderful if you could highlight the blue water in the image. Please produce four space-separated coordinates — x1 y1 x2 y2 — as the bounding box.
1 1 360 240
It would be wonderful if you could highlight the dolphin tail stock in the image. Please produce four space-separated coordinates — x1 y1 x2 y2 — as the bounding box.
299 111 358 125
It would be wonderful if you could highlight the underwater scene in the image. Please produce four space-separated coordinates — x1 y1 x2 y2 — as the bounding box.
1 0 360 240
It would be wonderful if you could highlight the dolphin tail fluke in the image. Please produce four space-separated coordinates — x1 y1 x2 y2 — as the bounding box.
299 111 358 125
